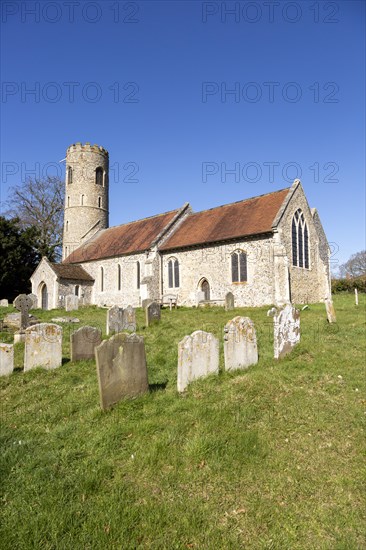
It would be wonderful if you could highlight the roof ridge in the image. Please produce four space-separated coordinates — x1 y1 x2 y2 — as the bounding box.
102 206 183 231
189 186 291 216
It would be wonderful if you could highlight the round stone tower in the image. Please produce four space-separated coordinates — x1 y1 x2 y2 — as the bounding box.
63 142 109 260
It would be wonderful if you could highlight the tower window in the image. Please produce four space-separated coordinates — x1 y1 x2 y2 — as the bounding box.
67 196 70 207
231 251 247 283
168 258 180 288
67 166 73 184
292 209 309 268
136 261 140 289
81 194 85 206
98 196 102 208
96 167 103 185
66 220 69 232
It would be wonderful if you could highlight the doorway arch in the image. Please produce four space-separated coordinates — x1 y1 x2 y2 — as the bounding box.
199 278 210 301
39 282 48 310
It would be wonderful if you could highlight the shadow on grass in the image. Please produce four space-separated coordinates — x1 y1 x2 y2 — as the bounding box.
149 381 168 392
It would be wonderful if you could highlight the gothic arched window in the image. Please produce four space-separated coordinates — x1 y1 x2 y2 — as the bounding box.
100 267 104 292
231 250 247 282
136 261 140 289
96 167 103 185
67 166 73 184
98 196 102 208
117 264 121 291
292 209 309 268
168 258 180 288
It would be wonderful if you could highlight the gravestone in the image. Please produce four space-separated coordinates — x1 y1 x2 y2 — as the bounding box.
14 294 33 331
106 305 123 335
267 307 277 317
122 305 136 331
71 326 102 362
325 299 336 323
224 316 258 371
0 344 14 376
24 323 62 371
196 291 205 304
355 288 358 306
65 295 79 312
177 330 219 393
141 299 152 309
225 292 234 311
273 304 300 359
27 293 38 309
95 333 149 410
0 299 9 307
146 301 161 326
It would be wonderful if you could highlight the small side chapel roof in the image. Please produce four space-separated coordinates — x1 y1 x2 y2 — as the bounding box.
64 207 184 264
160 187 291 251
51 263 94 281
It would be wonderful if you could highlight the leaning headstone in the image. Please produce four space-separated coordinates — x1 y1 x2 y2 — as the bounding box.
325 299 336 323
273 304 300 359
14 294 33 331
0 299 9 307
225 292 234 311
24 323 62 371
267 307 277 317
141 299 152 309
27 293 38 309
224 316 258 371
146 301 161 326
106 305 123 335
0 344 14 376
355 288 358 306
95 333 149 410
122 305 136 331
71 326 102 362
65 295 79 312
177 331 219 392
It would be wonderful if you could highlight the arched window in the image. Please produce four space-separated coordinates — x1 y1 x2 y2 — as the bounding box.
168 258 180 288
98 196 102 208
231 250 247 282
117 264 121 291
96 167 103 185
67 166 73 184
292 209 309 268
100 267 104 292
136 261 140 289
75 285 80 297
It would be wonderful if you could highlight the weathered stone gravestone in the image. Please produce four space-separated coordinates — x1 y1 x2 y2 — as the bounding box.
27 293 38 309
24 323 62 371
95 333 149 410
122 305 136 331
71 326 102 362
355 289 358 306
325 299 336 323
141 299 152 309
0 344 14 376
177 331 219 393
196 291 205 304
145 301 161 326
0 299 9 307
267 307 277 317
14 294 33 331
65 295 79 312
106 305 124 335
225 292 234 311
273 304 300 359
224 316 258 371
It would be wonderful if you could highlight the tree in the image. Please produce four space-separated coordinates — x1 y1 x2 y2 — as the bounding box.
0 217 41 301
339 250 366 278
5 176 64 261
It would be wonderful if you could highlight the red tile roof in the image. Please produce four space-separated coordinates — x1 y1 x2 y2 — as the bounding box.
160 188 290 251
51 263 94 281
64 208 181 264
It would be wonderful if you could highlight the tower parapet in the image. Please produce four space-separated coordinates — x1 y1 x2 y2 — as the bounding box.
63 142 109 261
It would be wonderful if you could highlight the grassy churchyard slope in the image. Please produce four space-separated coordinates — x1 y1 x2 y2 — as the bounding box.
0 294 365 549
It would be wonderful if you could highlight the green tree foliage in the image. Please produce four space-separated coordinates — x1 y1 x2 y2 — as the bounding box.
0 216 41 300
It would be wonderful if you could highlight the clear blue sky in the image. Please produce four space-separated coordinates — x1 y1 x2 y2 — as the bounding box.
1 0 365 270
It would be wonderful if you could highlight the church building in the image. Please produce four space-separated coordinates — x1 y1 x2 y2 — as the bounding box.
30 143 331 310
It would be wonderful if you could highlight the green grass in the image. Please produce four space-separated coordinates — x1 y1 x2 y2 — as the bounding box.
1 295 365 549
